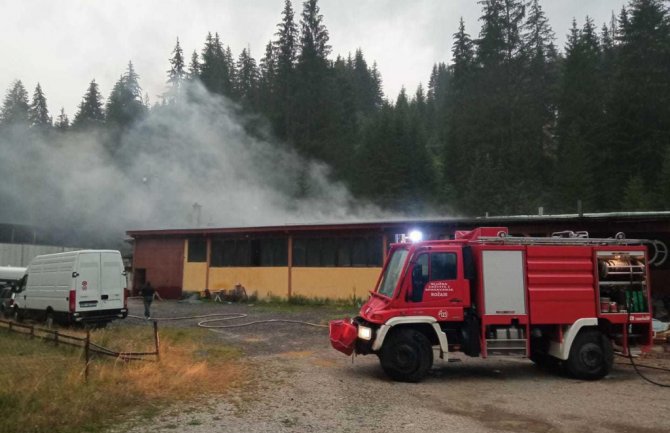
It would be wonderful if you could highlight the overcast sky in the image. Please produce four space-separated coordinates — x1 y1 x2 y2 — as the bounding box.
1 0 626 117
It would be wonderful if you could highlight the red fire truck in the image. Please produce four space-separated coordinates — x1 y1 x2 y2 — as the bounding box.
329 227 654 382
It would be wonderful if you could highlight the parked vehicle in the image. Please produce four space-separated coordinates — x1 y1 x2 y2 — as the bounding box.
0 286 15 318
13 250 128 327
330 227 655 382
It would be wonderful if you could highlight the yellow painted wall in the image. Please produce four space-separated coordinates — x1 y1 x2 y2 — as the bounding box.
208 267 289 299
180 240 382 300
182 239 207 292
183 262 207 292
292 268 381 301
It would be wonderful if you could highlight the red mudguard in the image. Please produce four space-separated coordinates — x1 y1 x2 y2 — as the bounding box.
329 319 357 356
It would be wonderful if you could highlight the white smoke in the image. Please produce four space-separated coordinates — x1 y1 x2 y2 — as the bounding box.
0 83 391 247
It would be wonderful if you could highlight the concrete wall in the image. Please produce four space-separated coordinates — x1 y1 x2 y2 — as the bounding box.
0 243 80 267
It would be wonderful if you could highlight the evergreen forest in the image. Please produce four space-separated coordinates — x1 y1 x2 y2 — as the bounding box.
2 0 670 219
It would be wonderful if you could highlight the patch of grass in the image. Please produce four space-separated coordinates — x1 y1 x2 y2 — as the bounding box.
0 326 245 433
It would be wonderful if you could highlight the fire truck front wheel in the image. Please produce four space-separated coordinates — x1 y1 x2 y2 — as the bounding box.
566 330 613 380
379 328 433 383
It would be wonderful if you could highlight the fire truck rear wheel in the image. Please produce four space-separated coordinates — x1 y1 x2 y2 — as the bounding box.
567 330 613 380
379 328 433 383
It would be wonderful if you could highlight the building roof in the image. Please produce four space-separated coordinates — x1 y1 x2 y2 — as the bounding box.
126 211 670 238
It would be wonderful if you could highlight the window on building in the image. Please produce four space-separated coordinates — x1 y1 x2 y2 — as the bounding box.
187 239 207 262
259 238 288 266
292 235 382 267
337 238 352 267
212 237 287 267
431 252 457 280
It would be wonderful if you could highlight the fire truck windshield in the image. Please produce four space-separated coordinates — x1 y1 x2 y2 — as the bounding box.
377 248 409 297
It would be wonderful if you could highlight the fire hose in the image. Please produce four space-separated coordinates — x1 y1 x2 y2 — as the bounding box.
127 313 328 329
617 298 670 387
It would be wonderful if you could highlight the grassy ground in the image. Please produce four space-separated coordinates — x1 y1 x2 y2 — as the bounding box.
0 325 245 433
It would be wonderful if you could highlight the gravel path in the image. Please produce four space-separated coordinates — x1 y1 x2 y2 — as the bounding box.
120 300 670 433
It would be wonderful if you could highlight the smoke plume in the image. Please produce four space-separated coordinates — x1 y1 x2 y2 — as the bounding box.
0 83 389 248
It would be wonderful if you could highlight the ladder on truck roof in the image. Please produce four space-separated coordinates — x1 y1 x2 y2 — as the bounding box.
476 231 668 266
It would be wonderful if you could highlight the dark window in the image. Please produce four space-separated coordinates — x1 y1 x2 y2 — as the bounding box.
306 238 321 267
188 239 206 262
291 235 383 267
259 238 288 266
210 239 225 266
293 239 306 266
337 238 352 267
211 238 286 267
321 238 337 267
235 241 250 266
431 253 457 280
352 238 367 266
368 236 383 267
222 240 236 266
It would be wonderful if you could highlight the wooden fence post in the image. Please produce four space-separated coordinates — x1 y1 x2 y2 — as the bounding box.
153 320 160 361
85 329 90 382
54 330 59 347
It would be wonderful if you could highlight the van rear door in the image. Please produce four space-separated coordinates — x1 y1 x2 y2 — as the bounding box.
75 252 101 310
100 252 124 309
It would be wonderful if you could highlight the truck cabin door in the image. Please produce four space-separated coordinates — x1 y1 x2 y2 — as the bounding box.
408 248 469 306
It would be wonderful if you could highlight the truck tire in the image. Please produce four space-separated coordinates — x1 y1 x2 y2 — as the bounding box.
566 330 613 380
379 328 433 383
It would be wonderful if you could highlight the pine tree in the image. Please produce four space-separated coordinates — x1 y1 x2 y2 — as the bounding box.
471 0 529 213
273 0 298 139
294 0 332 158
29 83 50 128
165 38 186 103
608 0 670 195
188 50 200 80
444 18 476 207
259 41 277 111
54 107 69 131
72 79 105 129
200 32 226 94
105 61 147 128
0 80 30 127
555 18 603 211
236 48 259 107
520 0 557 206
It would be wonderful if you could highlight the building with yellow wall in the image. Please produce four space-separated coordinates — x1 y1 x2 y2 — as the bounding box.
127 213 670 300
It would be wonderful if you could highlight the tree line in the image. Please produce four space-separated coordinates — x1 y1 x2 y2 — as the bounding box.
1 0 669 217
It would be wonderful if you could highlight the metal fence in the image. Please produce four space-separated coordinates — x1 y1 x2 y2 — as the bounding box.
0 319 160 381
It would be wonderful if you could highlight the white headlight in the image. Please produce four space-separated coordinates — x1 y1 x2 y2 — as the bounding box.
358 326 372 340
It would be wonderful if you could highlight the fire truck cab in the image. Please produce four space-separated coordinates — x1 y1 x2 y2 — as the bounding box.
329 227 653 382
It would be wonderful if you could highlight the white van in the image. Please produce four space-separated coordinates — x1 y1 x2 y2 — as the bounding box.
0 266 27 285
13 250 128 326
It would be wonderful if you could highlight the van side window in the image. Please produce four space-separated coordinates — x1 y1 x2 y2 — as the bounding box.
431 253 457 280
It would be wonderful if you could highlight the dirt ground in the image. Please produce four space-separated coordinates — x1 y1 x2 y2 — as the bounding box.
119 299 670 433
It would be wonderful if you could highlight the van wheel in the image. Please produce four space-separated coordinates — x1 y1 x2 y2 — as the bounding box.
379 328 433 382
45 311 55 329
567 330 613 380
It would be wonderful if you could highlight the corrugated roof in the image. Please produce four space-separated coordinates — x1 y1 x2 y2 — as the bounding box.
126 211 670 238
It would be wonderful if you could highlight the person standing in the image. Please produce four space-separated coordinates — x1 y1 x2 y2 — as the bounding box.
140 281 155 319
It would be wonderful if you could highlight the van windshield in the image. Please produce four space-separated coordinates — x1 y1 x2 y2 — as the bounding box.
377 248 408 298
